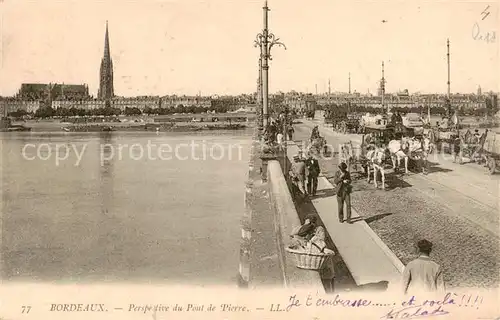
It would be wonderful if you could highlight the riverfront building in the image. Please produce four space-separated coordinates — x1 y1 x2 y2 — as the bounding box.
284 91 496 111
0 98 41 114
17 83 90 101
160 95 211 109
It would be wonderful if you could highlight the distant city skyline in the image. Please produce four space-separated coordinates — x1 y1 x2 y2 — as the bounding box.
0 0 498 97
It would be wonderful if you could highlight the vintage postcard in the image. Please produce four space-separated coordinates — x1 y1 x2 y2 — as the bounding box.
0 0 498 319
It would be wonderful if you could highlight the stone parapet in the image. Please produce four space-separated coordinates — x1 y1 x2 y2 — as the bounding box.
267 160 325 291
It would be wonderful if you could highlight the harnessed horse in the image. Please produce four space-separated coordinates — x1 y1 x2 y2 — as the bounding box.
388 138 410 174
365 146 387 190
421 136 432 174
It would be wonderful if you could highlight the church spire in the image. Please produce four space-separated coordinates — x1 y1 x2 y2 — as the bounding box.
104 21 110 60
98 21 114 100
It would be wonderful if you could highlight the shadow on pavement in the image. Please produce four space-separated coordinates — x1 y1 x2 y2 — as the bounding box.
384 173 413 190
342 213 393 224
426 161 454 174
310 188 336 199
349 170 413 191
365 213 394 223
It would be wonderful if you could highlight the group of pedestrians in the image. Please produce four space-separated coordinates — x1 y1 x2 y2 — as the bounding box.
263 114 294 147
289 152 320 196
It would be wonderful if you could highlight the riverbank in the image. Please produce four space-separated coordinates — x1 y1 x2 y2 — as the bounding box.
11 119 251 133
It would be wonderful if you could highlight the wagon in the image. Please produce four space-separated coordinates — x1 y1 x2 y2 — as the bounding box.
354 128 394 173
453 129 485 164
427 129 459 154
481 130 500 174
363 125 397 145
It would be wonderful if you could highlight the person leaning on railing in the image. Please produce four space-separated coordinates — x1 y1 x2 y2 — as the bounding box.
289 214 318 248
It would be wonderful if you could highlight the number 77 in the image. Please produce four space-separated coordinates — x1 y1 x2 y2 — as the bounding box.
21 306 31 313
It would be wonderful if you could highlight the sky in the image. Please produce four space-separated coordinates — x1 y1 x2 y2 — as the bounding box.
0 0 498 97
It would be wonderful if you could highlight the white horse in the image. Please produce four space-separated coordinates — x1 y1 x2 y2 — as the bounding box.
406 137 424 171
417 136 433 174
365 147 387 190
388 138 410 174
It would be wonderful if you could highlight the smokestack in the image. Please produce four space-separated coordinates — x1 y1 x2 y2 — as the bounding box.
447 38 451 98
349 72 351 94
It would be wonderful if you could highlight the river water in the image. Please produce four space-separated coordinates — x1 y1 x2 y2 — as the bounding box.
1 130 252 285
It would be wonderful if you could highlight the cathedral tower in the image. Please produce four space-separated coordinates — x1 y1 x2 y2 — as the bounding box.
98 21 114 100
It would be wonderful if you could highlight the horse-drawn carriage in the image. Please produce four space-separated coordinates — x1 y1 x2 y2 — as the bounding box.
453 129 500 174
362 122 416 143
452 129 485 164
339 124 431 189
305 125 328 156
424 116 460 154
482 130 500 174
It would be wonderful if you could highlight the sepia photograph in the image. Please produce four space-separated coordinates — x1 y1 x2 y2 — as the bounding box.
0 0 498 319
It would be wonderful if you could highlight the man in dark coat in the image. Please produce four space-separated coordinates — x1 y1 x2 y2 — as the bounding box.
311 125 320 141
396 111 403 124
391 112 398 125
305 154 320 196
287 125 295 141
333 162 352 223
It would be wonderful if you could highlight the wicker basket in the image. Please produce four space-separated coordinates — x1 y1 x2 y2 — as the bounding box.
285 246 335 270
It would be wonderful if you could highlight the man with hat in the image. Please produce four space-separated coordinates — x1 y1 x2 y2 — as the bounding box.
333 162 352 223
473 129 481 143
305 153 320 196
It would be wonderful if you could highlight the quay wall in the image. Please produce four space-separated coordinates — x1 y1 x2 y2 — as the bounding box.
266 160 325 291
240 124 324 290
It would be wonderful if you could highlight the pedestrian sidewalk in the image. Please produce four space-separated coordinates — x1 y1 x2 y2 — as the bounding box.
287 141 404 290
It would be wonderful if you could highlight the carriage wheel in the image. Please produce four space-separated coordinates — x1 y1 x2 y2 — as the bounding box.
487 157 496 174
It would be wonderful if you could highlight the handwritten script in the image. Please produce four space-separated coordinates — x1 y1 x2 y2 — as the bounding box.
380 293 456 319
481 5 491 20
281 292 487 319
472 22 496 43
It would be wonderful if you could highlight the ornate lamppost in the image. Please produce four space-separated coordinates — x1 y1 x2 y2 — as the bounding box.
254 0 286 130
256 58 263 132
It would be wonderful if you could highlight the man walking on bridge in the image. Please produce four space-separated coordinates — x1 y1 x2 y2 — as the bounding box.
334 162 352 223
306 154 320 196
